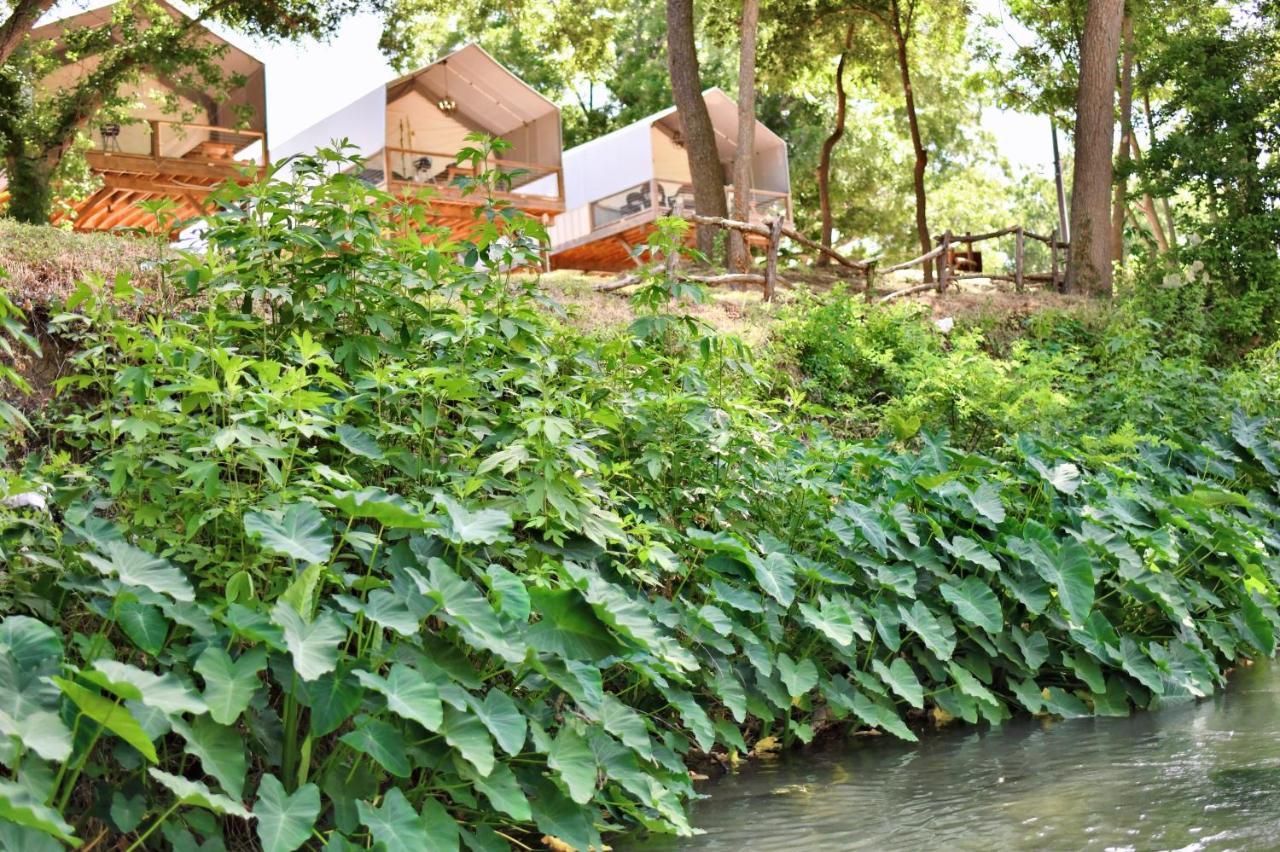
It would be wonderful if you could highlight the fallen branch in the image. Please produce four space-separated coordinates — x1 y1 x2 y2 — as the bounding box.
594 274 640 292
877 242 947 276
876 280 940 303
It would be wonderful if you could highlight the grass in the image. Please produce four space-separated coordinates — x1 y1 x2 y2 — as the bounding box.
0 219 161 311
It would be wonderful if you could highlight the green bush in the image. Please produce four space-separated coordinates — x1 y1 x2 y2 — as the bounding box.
1 148 1278 850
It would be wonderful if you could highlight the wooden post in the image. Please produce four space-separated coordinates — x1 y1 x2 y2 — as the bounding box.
382 148 392 191
1014 225 1025 293
763 216 783 302
149 120 161 159
1050 228 1059 291
938 231 951 293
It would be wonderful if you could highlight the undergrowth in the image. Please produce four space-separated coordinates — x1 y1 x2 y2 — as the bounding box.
0 146 1277 850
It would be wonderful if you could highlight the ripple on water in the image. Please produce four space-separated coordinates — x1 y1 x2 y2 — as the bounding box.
627 663 1280 852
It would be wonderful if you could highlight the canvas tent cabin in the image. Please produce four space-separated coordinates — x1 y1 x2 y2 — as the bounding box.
548 89 790 272
272 44 564 236
15 0 268 232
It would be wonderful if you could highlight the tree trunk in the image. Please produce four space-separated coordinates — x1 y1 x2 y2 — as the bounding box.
666 0 728 257
728 0 760 272
889 0 931 281
817 24 855 268
1140 84 1178 245
0 0 56 68
1127 135 1170 252
1110 13 1134 266
1065 0 1124 296
4 151 56 224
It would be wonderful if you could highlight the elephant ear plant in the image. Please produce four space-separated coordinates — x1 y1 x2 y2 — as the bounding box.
1 142 1279 850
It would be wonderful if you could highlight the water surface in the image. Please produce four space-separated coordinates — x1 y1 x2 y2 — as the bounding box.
633 662 1280 851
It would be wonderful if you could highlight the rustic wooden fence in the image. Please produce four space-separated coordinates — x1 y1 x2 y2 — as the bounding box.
596 205 1066 303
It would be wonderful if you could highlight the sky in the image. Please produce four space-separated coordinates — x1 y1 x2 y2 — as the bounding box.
45 0 1058 175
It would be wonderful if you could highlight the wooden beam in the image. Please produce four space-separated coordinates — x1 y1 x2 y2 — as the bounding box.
71 187 115 231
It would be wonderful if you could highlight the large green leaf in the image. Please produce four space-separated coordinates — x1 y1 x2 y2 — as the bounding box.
82 540 194 601
940 536 1001 572
440 706 495 777
172 716 247 798
829 501 889 556
340 717 412 778
940 576 1003 633
336 424 384 459
437 496 514 544
115 600 169 655
255 775 320 852
272 603 346 681
1233 592 1276 656
528 775 599 852
456 759 531 821
900 600 956 661
599 694 653 760
195 646 266 725
776 653 818 697
525 588 622 661
0 616 61 672
663 689 714 752
547 726 597 804
90 659 207 715
305 669 364 737
745 551 796 607
148 769 252 818
0 780 79 844
847 689 917 742
244 502 333 565
422 559 523 662
325 487 434 530
469 689 526 756
1053 543 1095 625
355 665 443 732
968 482 1006 524
797 597 855 647
357 789 429 852
872 657 923 708
484 564 530 621
52 677 157 762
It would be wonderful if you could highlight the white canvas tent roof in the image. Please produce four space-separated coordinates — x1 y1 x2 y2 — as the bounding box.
273 43 562 168
558 88 788 210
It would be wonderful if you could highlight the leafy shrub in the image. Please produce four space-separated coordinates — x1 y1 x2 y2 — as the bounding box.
1 148 1278 850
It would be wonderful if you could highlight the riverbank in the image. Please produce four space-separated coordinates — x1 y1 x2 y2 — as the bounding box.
1 169 1278 851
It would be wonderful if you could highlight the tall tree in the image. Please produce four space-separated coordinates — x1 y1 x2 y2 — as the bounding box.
1064 0 1124 295
666 0 728 255
1109 11 1134 265
887 0 933 279
816 23 855 266
728 0 759 270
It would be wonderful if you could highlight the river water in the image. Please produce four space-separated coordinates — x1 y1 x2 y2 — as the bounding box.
632 662 1280 851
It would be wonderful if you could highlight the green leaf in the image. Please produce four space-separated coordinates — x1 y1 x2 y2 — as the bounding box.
939 576 1003 633
304 670 364 737
1042 686 1091 718
947 661 998 706
0 780 79 844
422 559 522 662
829 501 889 557
440 706 495 777
1009 677 1044 713
336 424 384 459
148 769 252 818
746 551 796 607
172 716 247 798
900 600 956 661
255 775 320 852
940 536 1001 572
1046 462 1081 494
244 502 333 565
664 689 714 752
195 646 266 725
357 789 429 852
848 690 917 742
325 487 434 530
52 677 157 762
798 599 855 647
968 482 1006 524
82 540 194 601
90 659 207 715
456 759 530 821
529 775 598 852
548 726 597 804
272 603 346 681
872 657 923 708
419 795 461 851
0 616 61 672
0 710 71 762
484 564 530 621
776 653 818 697
1053 543 1095 625
599 694 653 760
470 689 526 756
1012 626 1050 671
115 600 169 655
1233 592 1276 656
1064 651 1106 693
340 717 412 778
437 496 514 544
525 588 622 661
355 665 442 731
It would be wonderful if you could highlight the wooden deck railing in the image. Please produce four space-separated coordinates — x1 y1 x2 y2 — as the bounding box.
376 147 564 203
92 118 268 168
